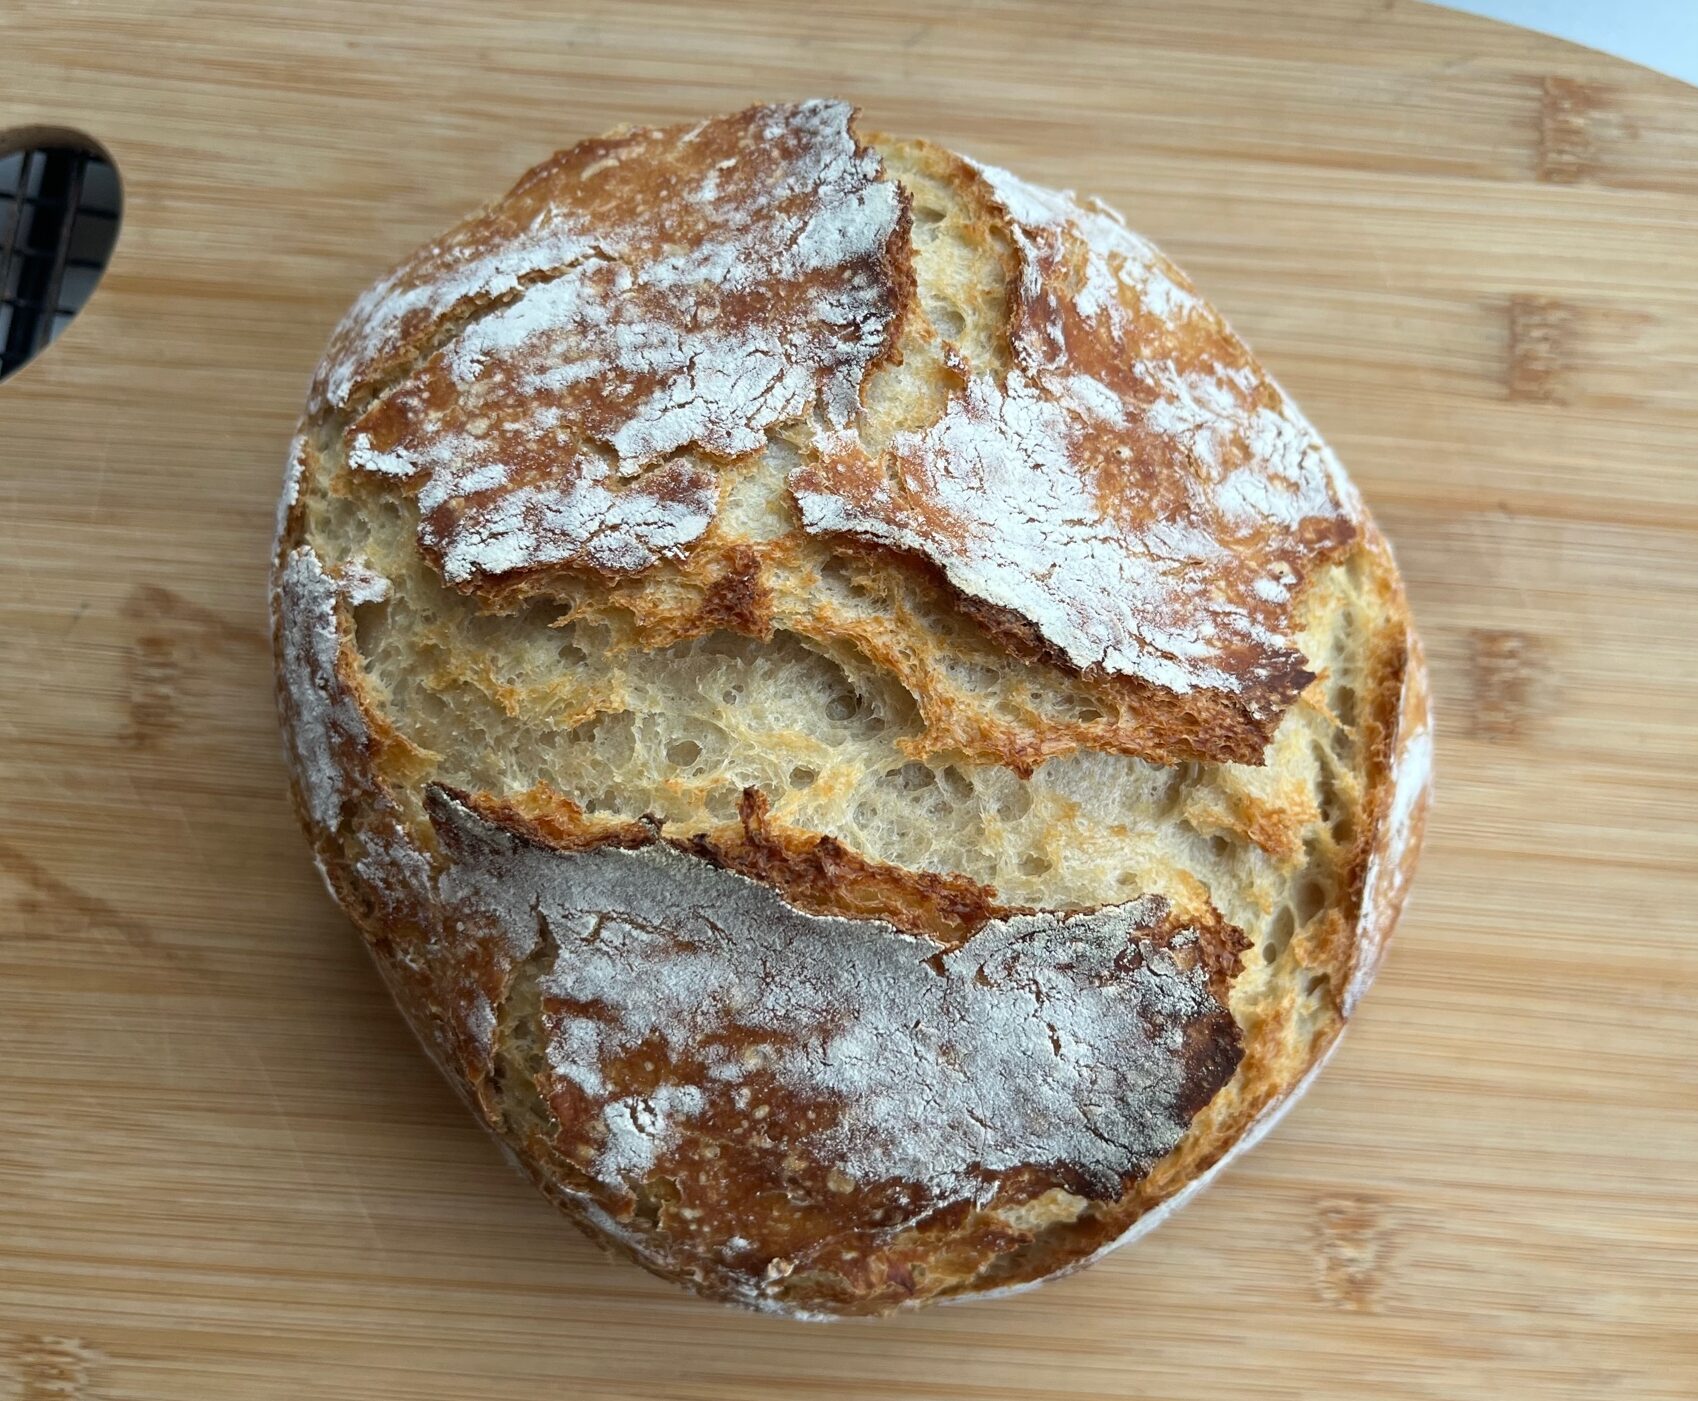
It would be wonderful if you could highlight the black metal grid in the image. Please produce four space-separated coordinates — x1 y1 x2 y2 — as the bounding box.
0 145 122 380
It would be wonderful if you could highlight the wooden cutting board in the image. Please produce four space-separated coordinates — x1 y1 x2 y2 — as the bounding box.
2 2 1694 1396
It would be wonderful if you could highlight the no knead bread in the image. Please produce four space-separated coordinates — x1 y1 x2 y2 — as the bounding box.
272 100 1432 1318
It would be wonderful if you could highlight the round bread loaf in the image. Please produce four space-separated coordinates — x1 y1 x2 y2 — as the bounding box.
273 99 1432 1318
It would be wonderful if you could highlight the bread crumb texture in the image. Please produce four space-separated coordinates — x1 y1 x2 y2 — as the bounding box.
274 100 1430 1317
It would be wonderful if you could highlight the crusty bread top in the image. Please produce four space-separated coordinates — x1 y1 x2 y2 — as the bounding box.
275 100 1432 1316
310 100 1359 768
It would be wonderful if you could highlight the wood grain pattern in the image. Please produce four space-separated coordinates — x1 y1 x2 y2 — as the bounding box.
1 2 1694 1396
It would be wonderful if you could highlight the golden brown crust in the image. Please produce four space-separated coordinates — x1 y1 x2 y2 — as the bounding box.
340 101 914 591
683 787 1017 945
427 785 1247 1318
1343 571 1433 1016
273 100 1432 1318
789 154 1359 765
276 511 1424 1324
921 544 1433 1307
310 104 1364 772
271 552 1257 1315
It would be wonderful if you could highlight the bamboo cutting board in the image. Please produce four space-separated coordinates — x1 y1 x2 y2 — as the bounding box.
2 2 1695 1397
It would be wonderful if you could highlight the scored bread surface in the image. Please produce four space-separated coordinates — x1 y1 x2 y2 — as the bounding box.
273 99 1431 1318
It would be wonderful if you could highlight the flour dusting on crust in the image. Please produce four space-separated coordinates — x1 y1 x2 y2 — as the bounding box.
274 546 374 830
792 159 1357 735
429 792 1240 1216
312 218 595 415
275 433 309 552
1346 644 1433 1015
342 100 910 586
274 544 435 946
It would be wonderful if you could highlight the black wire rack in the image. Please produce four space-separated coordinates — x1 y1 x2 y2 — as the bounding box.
0 143 122 381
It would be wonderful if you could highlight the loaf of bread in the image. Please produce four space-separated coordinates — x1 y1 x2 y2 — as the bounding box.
273 99 1431 1318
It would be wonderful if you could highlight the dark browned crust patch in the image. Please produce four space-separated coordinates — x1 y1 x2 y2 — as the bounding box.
683 787 1017 944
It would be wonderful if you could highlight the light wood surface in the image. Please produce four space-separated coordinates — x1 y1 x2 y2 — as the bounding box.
2 2 1695 1397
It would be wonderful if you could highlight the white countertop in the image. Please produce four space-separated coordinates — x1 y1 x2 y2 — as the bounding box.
1439 0 1696 87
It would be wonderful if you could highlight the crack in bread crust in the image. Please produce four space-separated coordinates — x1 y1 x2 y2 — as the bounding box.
273 100 1433 1318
